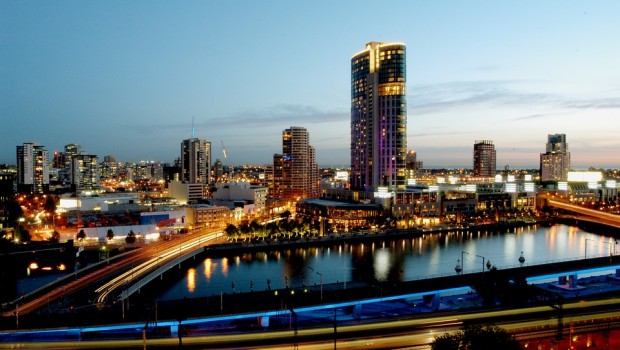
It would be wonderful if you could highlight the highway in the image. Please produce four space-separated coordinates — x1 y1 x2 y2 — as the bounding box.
3 296 620 349
4 228 224 317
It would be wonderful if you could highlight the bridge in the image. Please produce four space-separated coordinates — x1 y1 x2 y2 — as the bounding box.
545 198 620 229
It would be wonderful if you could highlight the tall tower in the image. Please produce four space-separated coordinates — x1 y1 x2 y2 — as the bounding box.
16 142 49 194
540 134 570 181
351 42 407 192
70 154 100 191
272 127 320 200
181 138 211 184
473 140 496 177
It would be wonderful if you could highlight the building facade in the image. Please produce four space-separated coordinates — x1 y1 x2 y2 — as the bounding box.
272 127 320 200
540 133 570 182
351 42 407 192
181 138 211 184
16 142 49 194
70 154 100 192
473 140 496 177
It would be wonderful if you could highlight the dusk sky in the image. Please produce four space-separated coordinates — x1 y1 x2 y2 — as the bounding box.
1 1 619 169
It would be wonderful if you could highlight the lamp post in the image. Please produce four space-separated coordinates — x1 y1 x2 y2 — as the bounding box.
308 267 323 302
455 251 469 273
476 254 485 277
585 238 594 259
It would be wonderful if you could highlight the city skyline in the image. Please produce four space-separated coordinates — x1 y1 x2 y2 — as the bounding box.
2 1 619 169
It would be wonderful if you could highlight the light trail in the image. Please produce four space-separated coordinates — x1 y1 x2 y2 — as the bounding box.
95 232 222 304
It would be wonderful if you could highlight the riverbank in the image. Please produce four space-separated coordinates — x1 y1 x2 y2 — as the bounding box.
204 218 554 256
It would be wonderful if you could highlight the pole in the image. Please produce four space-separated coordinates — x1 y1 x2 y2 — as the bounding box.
333 308 337 350
318 272 323 302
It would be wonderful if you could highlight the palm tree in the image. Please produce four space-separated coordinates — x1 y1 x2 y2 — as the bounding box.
106 229 114 241
76 229 86 242
125 230 136 244
224 224 239 242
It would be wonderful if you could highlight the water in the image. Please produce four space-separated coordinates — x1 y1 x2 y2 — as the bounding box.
159 224 618 300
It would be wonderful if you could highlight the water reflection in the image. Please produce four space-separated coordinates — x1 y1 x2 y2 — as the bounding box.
160 224 613 300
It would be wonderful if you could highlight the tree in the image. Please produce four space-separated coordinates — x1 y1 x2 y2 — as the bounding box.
125 230 137 244
224 224 239 242
76 229 86 241
432 324 521 350
43 196 57 214
50 230 60 243
15 225 31 243
106 229 115 241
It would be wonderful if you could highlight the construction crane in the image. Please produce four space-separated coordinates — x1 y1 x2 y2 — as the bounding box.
221 140 228 159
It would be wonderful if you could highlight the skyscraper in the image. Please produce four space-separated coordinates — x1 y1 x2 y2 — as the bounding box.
16 142 50 194
351 42 407 192
271 127 320 200
473 140 496 177
70 154 100 191
180 138 211 184
540 134 570 181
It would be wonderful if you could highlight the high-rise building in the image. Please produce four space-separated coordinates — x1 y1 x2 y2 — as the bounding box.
351 42 407 192
271 127 320 200
473 140 496 177
180 138 211 184
64 144 81 169
540 134 570 181
70 154 100 191
16 142 49 194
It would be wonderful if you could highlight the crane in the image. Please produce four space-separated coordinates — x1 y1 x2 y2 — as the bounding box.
221 140 228 159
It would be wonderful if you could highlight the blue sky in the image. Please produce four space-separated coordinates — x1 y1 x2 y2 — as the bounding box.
1 0 619 168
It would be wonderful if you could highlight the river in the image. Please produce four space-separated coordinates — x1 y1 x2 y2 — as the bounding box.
158 224 618 300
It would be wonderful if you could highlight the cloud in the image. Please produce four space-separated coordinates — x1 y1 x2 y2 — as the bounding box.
212 104 349 128
562 98 620 109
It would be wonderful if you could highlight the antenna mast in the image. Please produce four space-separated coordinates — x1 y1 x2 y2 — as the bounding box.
192 116 195 138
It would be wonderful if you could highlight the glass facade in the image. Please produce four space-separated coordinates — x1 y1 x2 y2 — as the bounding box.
351 42 407 192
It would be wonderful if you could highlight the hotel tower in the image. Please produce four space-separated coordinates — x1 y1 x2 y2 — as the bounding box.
351 42 407 192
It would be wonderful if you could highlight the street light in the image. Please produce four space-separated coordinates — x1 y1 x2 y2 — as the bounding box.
455 251 469 273
585 238 594 259
308 266 323 302
475 254 485 277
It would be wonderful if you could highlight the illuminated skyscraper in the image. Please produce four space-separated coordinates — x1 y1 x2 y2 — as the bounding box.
473 140 496 177
181 138 211 184
271 127 320 200
16 142 49 194
540 134 570 181
351 42 407 192
70 154 99 191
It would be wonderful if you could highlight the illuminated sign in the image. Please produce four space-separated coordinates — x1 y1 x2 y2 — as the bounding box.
524 182 535 192
567 171 602 182
507 175 515 182
558 182 568 191
429 185 439 192
524 174 532 181
407 179 416 186
494 175 503 183
506 183 517 193
374 187 392 199
465 184 477 192
335 171 349 181
606 180 617 189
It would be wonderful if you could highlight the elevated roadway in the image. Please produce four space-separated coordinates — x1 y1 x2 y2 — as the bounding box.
545 198 620 229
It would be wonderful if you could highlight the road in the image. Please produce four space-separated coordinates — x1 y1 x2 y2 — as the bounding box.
5 228 224 317
4 296 620 349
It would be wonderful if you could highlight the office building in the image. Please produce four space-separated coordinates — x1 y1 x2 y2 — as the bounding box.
180 138 211 184
473 140 496 177
70 154 100 192
16 142 49 194
351 42 407 192
271 127 320 200
540 134 570 181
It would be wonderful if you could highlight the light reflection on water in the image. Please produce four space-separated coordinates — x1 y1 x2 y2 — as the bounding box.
166 224 613 300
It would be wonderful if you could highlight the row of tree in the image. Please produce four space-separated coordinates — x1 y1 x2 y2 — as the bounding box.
224 215 320 242
75 229 137 244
